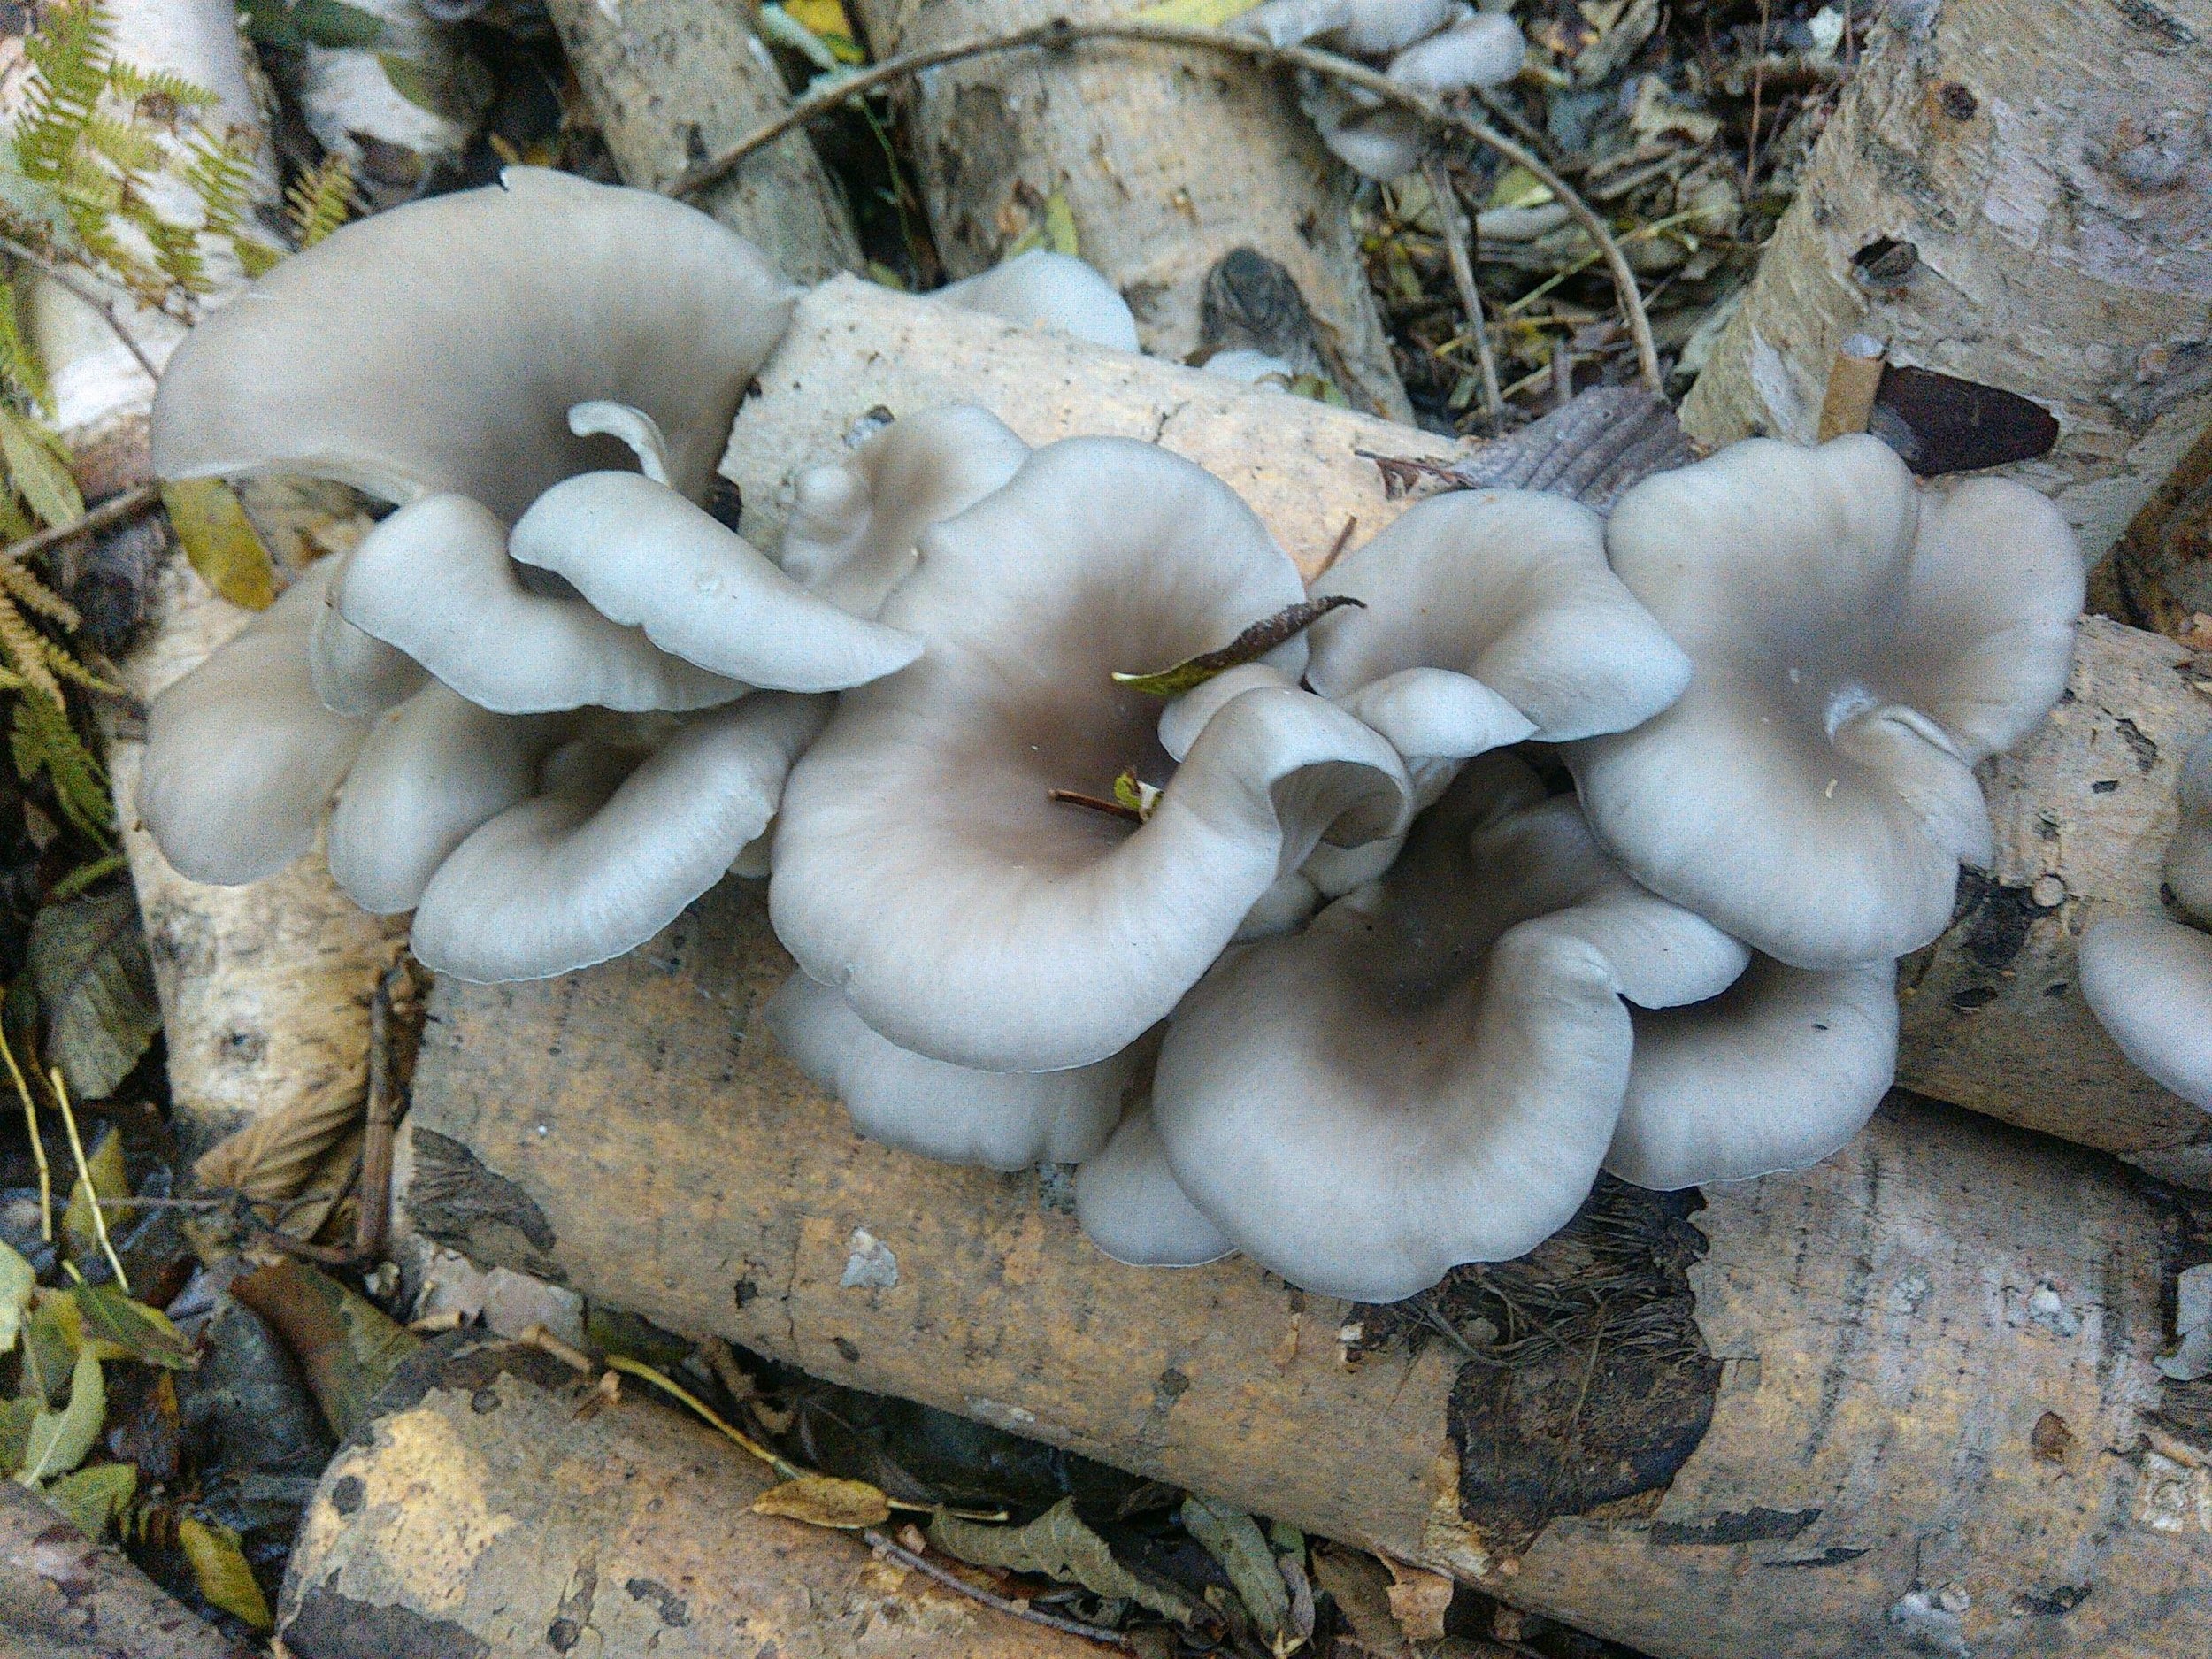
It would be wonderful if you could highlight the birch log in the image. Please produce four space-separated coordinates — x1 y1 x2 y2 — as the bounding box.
545 0 862 284
845 0 1413 419
277 1337 1104 1659
0 0 412 1157
1678 0 2212 589
726 278 2212 1178
390 881 2212 1659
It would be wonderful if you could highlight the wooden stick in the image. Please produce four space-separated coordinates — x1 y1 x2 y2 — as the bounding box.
1425 156 1504 434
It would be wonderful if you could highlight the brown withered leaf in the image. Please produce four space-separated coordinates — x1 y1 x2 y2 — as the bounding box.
751 1473 893 1530
1112 596 1364 697
1870 365 2060 476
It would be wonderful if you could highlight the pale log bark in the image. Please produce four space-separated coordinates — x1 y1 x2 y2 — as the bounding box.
725 279 2212 1178
545 0 862 285
845 0 1413 419
277 1336 1109 1659
1678 0 2212 586
391 880 2212 1659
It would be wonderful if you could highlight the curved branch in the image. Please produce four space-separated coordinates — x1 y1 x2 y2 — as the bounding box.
668 17 1660 396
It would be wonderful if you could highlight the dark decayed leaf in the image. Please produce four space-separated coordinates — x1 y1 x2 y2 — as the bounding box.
229 1258 420 1440
928 1495 1200 1624
45 1460 135 1538
1113 596 1365 697
1870 365 2061 476
1179 1493 1290 1638
31 887 161 1103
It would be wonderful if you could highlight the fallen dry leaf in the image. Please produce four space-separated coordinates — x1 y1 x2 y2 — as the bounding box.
751 1472 893 1530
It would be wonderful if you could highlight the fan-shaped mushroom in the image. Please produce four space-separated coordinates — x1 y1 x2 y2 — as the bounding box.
771 437 1412 1073
935 251 1141 353
1565 435 2082 969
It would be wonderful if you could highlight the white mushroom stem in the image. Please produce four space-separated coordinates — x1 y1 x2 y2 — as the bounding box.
509 471 924 690
410 694 829 983
138 565 369 887
337 494 745 715
2078 915 2212 1113
765 972 1133 1171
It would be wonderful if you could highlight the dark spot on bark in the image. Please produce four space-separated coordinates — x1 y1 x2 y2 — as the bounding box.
330 1474 365 1515
546 1618 580 1652
1389 1180 1720 1557
2044 980 2070 997
1955 872 2051 972
1199 248 1324 377
936 86 1023 261
1949 985 2001 1012
471 1386 500 1414
705 476 743 534
757 1644 780 1659
833 1336 861 1363
1651 1506 1822 1546
680 122 706 165
549 1548 596 1651
1761 1545 1870 1568
2115 718 2159 772
626 1578 691 1627
406 1129 562 1275
1851 235 1920 295
2093 779 2121 793
2013 1583 2093 1616
1153 1368 1191 1410
1936 81 1978 120
224 1027 268 1064
285 1578 492 1659
734 1277 759 1307
2106 0 2195 47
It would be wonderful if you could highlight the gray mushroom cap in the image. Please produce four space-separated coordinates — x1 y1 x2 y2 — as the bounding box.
1120 756 1744 1301
770 437 1411 1073
765 971 1132 1170
151 167 795 522
934 251 1141 353
780 405 1032 620
1566 435 2083 969
1075 1108 1235 1269
2167 730 2212 926
411 693 826 982
1603 956 1900 1190
139 563 367 885
1306 488 1691 749
2078 914 2212 1112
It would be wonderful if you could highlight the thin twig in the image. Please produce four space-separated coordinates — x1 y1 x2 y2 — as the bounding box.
0 481 161 568
671 17 1660 394
50 1066 127 1292
1422 156 1502 434
349 962 404 1263
1744 0 1772 199
0 234 162 381
603 1353 807 1480
862 1529 1135 1650
0 1026 50 1242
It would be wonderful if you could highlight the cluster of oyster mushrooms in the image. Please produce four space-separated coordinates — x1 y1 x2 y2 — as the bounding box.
144 169 2089 1302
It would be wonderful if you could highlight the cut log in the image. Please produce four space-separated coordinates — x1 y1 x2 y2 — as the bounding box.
545 0 862 284
277 1335 1108 1659
843 0 1413 419
391 879 2212 1659
724 278 2212 1178
0 1480 257 1659
1677 0 2212 588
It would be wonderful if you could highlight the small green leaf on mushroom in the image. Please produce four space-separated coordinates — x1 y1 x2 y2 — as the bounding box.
1112 595 1366 697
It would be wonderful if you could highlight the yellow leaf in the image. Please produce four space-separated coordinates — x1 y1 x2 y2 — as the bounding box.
160 478 279 611
180 1515 273 1631
784 0 866 60
1132 0 1263 27
62 1127 129 1270
1486 165 1555 211
750 1473 892 1530
17 1348 103 1484
46 1461 134 1538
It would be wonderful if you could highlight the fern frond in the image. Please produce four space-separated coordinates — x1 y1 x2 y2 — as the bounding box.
42 640 119 696
106 63 222 111
284 155 358 249
10 687 112 836
0 560 82 630
0 590 61 703
0 280 55 419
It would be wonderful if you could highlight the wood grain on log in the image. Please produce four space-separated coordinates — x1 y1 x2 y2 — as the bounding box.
1678 0 2212 581
723 279 2212 1176
393 880 2212 1658
277 1336 1107 1659
844 0 1412 419
546 0 862 284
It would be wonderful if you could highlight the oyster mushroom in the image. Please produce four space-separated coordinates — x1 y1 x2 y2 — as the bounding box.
935 251 1141 353
765 971 1133 1170
1080 755 1746 1301
1566 435 2082 969
771 436 1413 1073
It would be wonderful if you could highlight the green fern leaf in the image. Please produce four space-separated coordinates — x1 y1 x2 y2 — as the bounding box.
11 690 112 838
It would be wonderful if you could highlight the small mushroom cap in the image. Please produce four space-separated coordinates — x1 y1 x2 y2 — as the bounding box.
782 405 1031 619
2078 913 2212 1111
326 681 565 914
411 693 827 982
1567 436 2082 968
765 971 1132 1170
141 564 367 885
307 566 428 716
1386 9 1524 91
1301 84 1429 180
510 471 922 690
1201 349 1298 389
1333 667 1537 760
1603 956 1899 1190
151 167 795 521
2167 731 2212 926
1075 1108 1235 1268
1244 0 1454 54
337 494 744 715
771 437 1410 1072
1141 757 1739 1301
935 251 1141 353
1307 488 1692 745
